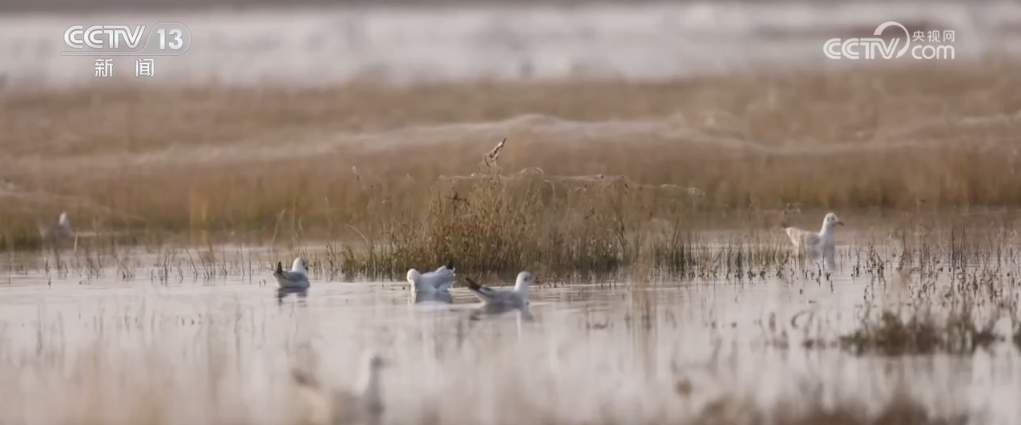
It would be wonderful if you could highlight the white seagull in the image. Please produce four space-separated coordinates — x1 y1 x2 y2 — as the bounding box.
55 211 73 238
291 353 388 425
406 261 454 301
784 212 843 258
275 257 310 289
38 211 75 242
465 271 535 310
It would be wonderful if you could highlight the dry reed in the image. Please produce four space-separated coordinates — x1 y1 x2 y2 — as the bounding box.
2 60 1021 274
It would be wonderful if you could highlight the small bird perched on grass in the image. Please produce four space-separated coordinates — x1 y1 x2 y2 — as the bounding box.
484 138 507 168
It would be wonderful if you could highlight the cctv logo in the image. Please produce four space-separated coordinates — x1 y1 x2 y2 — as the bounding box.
64 25 146 50
823 21 956 61
823 21 910 60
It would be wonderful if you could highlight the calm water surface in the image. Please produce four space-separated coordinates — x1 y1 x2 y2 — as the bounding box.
0 245 1018 424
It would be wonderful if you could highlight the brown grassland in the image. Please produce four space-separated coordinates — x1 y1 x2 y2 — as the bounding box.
2 60 1021 274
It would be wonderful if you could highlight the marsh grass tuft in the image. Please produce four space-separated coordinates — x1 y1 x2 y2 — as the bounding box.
840 308 1002 355
338 171 680 278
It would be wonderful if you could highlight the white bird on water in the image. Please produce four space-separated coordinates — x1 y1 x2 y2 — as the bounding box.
275 257 310 289
465 271 536 310
406 261 454 302
784 212 843 258
291 353 388 425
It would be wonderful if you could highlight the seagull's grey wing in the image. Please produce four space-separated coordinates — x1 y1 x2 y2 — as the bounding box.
471 287 503 303
285 271 308 280
276 271 309 288
465 277 502 303
57 221 73 238
434 279 453 292
803 232 820 247
414 291 452 304
416 273 437 291
490 290 521 307
419 268 454 292
431 268 455 291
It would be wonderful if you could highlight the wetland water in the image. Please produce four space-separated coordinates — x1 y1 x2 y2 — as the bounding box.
0 239 1018 425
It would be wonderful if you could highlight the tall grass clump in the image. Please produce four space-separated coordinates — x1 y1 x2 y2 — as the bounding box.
339 169 670 278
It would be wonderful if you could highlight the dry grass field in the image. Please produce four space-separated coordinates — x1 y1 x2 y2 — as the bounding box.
2 60 1020 267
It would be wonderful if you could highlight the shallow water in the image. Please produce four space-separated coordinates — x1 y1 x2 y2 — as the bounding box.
0 243 1019 425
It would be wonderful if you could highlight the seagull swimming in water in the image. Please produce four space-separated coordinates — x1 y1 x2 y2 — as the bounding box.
784 212 843 258
465 271 535 310
406 261 454 303
275 257 310 290
291 353 388 425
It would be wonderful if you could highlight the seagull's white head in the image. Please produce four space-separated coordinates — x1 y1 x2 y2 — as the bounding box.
58 211 70 227
514 271 536 292
822 212 844 230
406 268 421 286
291 257 307 274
